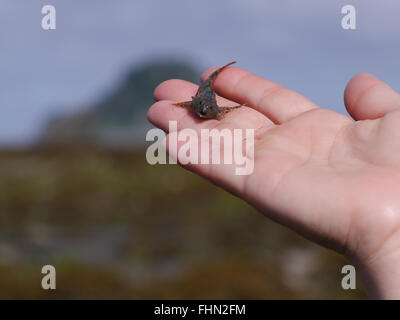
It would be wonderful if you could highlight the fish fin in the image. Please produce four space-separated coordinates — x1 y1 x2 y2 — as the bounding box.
216 104 243 120
173 101 192 108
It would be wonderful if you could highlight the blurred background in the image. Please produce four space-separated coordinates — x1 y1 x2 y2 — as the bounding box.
1 0 399 299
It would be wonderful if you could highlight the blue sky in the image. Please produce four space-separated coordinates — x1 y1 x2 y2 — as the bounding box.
1 0 399 145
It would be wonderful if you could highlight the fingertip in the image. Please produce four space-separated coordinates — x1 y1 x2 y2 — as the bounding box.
153 79 178 101
154 79 198 102
147 100 183 129
345 73 378 104
345 73 379 115
345 72 400 120
147 100 162 126
351 72 377 81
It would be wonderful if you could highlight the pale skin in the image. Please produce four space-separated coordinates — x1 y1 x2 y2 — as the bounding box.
148 64 400 299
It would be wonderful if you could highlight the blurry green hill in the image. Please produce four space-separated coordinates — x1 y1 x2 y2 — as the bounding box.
0 148 366 299
39 60 198 147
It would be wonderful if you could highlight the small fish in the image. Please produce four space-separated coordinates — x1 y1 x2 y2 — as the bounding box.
174 61 243 120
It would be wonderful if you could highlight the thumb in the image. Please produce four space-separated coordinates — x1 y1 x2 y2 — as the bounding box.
344 73 400 120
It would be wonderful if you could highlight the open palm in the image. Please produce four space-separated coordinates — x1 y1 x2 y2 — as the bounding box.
148 65 400 298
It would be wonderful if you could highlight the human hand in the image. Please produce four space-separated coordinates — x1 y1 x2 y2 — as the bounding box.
148 65 400 299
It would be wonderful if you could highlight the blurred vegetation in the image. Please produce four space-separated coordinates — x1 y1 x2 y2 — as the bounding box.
0 148 366 299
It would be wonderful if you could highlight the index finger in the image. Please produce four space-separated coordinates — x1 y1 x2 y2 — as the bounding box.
201 66 319 124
